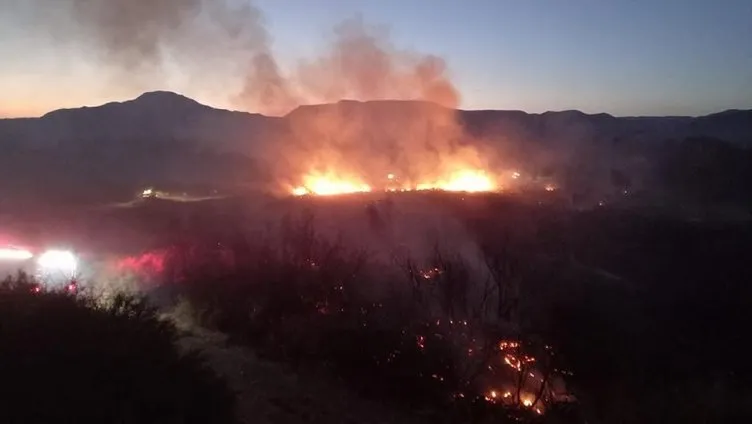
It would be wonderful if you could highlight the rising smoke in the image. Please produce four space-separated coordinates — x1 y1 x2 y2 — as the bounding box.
13 0 459 114
11 0 279 109
9 0 518 192
289 16 459 109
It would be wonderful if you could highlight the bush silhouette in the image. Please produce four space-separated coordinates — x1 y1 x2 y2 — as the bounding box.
162 207 752 423
0 274 236 424
163 214 574 422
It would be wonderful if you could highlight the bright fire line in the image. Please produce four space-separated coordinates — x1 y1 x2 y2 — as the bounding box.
292 169 497 196
292 172 372 196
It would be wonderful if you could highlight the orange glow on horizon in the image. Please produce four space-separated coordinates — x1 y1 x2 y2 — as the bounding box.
0 104 47 119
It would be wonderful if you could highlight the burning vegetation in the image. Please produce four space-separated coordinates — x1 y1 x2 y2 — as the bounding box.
5 1 752 422
20 0 567 199
273 34 506 199
116 210 578 420
290 169 498 196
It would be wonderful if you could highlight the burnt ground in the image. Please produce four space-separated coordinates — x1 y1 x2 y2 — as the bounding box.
177 328 420 424
4 191 752 423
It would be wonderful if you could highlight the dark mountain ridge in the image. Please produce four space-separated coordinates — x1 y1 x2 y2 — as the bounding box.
3 91 750 151
1 91 751 210
1 91 283 156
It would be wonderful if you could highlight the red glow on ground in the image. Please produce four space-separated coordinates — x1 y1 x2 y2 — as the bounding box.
116 251 166 275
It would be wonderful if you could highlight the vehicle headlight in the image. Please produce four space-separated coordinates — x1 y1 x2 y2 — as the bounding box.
0 248 33 261
37 250 78 274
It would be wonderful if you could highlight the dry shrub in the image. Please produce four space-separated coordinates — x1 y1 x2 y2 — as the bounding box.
163 213 572 422
0 273 236 424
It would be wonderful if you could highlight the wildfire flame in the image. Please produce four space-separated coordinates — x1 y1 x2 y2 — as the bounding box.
292 172 372 196
291 169 497 196
480 339 559 413
415 169 495 192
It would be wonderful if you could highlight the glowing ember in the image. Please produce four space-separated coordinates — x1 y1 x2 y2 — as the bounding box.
420 267 442 280
416 335 426 350
504 354 522 371
482 339 564 413
485 388 541 410
499 341 520 350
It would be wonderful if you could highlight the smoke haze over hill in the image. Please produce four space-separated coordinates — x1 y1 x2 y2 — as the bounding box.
10 0 457 115
1 91 751 215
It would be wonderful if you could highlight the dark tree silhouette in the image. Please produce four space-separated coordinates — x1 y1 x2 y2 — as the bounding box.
0 274 236 424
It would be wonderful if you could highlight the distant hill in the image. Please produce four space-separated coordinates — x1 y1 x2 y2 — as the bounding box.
0 91 283 156
3 91 750 152
0 91 751 208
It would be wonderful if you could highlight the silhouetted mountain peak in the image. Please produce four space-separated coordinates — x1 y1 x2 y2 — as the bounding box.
542 110 588 117
711 108 743 115
133 91 202 107
5 92 752 156
700 109 752 120
285 98 450 121
2 91 752 207
540 110 616 120
41 90 217 120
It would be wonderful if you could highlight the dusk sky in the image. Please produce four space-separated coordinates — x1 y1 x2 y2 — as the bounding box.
1 0 751 118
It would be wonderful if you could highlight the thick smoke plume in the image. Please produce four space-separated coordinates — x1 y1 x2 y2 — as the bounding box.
255 16 460 113
11 0 506 190
59 0 205 69
10 0 283 111
15 0 458 114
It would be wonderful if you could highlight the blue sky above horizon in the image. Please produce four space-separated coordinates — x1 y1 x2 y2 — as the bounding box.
1 0 751 118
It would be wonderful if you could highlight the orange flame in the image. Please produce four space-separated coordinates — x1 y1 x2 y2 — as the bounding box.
292 171 372 196
291 169 497 196
416 169 496 192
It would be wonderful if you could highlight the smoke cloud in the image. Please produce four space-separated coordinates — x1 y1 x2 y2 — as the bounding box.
15 0 459 114
280 16 459 111
11 0 513 191
12 0 282 109
62 0 204 69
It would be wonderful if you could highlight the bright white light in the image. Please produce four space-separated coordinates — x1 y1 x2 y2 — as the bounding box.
291 186 309 196
0 248 33 260
37 250 78 274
